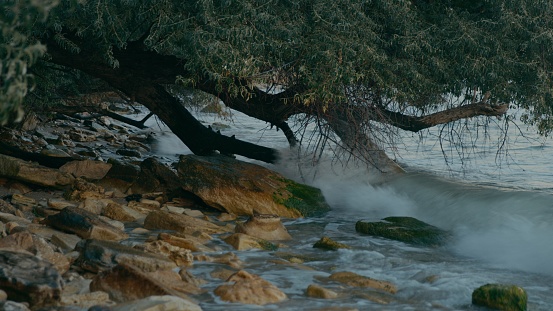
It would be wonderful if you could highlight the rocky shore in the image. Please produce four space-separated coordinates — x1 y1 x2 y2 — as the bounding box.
0 106 528 310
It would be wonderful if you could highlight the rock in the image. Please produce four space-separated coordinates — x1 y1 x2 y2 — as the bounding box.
10 194 36 209
328 272 397 294
306 284 338 299
128 199 160 211
472 284 527 311
143 210 229 235
214 270 287 305
355 216 450 246
0 301 31 310
101 202 143 222
104 158 141 183
0 250 63 308
66 178 106 201
157 232 213 252
313 236 351 250
0 199 18 215
74 239 176 273
116 149 141 158
140 240 194 267
235 213 291 241
59 160 112 180
111 295 202 311
69 128 97 142
47 198 76 210
42 206 128 241
50 232 82 252
60 291 113 309
217 213 237 222
223 233 278 251
78 198 114 214
177 155 331 218
131 158 181 193
90 264 195 303
0 212 31 227
195 252 243 269
0 154 74 188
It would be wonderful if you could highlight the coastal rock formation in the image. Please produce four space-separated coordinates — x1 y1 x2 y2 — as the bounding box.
355 216 450 246
177 155 331 218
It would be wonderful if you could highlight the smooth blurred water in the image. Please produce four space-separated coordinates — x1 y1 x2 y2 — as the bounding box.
141 106 553 310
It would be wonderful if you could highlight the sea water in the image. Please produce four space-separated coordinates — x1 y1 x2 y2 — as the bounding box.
143 107 553 310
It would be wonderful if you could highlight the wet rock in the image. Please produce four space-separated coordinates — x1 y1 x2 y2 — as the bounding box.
140 240 194 267
306 284 338 299
69 128 97 142
47 198 76 210
128 199 160 211
10 194 36 209
328 272 397 294
355 216 450 246
472 284 527 311
217 212 237 222
74 239 176 273
42 206 128 241
116 149 141 158
214 270 287 305
143 210 229 235
223 233 278 251
111 295 202 311
103 158 140 183
195 252 243 269
313 236 351 250
90 264 195 303
0 154 74 188
59 160 112 180
177 155 331 218
0 301 31 310
0 250 63 308
235 213 291 241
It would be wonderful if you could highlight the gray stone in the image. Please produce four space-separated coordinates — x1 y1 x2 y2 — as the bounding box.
59 160 112 180
0 250 63 308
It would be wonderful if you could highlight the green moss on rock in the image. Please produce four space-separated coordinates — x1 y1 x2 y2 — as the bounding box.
258 240 279 251
472 284 527 311
313 236 351 250
273 179 331 217
355 216 450 246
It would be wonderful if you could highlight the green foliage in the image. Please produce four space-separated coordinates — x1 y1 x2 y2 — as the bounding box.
0 0 59 124
2 0 553 134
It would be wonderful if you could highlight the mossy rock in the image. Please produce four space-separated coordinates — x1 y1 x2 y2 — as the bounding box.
472 284 527 311
313 236 351 250
355 216 450 246
177 155 330 218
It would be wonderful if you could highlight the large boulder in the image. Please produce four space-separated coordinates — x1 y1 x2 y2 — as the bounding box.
235 213 292 241
0 250 63 308
355 216 450 247
472 284 527 311
176 155 330 218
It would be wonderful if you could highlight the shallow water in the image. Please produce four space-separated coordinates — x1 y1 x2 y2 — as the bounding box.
140 107 553 310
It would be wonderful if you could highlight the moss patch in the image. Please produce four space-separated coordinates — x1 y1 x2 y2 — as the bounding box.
273 179 331 217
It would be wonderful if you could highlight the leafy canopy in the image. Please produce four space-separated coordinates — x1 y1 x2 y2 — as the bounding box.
2 0 553 132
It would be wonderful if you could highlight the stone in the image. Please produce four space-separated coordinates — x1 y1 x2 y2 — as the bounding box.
90 264 195 303
328 272 397 294
472 284 527 311
217 212 237 222
306 284 338 299
0 154 74 188
214 270 287 305
195 252 243 269
69 128 97 142
0 301 31 310
143 210 229 235
0 289 6 301
0 199 18 215
10 194 36 209
78 198 113 214
42 206 128 241
0 212 31 227
177 155 331 218
47 199 76 210
128 199 160 211
50 233 82 252
130 158 182 193
116 149 141 158
74 239 176 273
355 216 450 246
101 202 143 222
111 295 202 311
235 213 292 240
60 291 113 309
313 236 351 250
140 240 194 267
223 233 278 251
157 232 213 252
0 250 63 308
59 160 112 180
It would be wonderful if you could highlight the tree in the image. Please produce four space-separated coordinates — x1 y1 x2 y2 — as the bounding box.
2 0 553 172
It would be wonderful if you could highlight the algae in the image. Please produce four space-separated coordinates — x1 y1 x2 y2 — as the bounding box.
472 284 527 311
272 178 331 217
